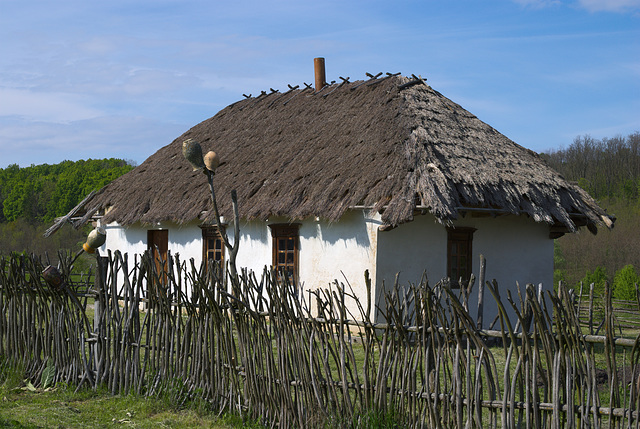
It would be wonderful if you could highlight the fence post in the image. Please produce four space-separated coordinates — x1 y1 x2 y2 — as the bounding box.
93 251 108 385
476 254 486 330
588 282 594 335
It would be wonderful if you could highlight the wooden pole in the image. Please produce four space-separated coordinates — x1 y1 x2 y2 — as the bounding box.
476 255 486 330
314 57 326 91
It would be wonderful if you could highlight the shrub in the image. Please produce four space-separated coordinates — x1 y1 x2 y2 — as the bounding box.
581 266 608 297
613 264 640 301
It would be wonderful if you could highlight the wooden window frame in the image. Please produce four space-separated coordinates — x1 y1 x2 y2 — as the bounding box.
269 224 300 285
447 227 476 289
201 225 226 274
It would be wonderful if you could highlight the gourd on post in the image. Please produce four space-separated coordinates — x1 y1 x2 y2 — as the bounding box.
182 139 240 290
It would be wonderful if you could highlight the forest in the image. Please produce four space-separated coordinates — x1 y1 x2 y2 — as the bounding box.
0 159 133 257
0 132 638 295
542 131 640 298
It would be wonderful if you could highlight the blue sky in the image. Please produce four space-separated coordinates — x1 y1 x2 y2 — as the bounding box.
1 0 638 168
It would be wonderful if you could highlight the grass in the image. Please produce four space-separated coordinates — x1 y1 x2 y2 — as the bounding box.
0 361 264 429
0 364 403 429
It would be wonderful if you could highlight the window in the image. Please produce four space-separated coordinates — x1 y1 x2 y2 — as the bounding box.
447 227 475 288
201 226 225 273
269 224 299 284
147 229 168 283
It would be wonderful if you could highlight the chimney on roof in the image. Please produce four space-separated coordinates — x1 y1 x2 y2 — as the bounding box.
314 57 326 91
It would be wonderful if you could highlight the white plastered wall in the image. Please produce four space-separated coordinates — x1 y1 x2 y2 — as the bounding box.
99 220 204 298
295 210 380 319
100 221 202 262
98 211 553 326
98 211 381 317
375 213 554 326
233 212 380 318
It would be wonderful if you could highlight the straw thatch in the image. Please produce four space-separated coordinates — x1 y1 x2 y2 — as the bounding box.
80 74 612 232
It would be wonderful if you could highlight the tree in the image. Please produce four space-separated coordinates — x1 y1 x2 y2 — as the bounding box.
549 131 640 290
0 158 134 224
2 182 27 222
544 132 640 201
612 264 639 301
581 266 608 297
0 159 134 258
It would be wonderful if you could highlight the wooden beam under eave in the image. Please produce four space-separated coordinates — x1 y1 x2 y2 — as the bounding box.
549 225 570 239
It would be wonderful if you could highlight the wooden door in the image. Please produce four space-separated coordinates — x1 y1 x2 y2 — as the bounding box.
148 229 168 283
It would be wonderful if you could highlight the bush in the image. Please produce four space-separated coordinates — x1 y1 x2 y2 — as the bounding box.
581 266 608 296
613 264 640 301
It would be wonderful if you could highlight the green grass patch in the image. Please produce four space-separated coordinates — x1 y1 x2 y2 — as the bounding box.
0 360 263 429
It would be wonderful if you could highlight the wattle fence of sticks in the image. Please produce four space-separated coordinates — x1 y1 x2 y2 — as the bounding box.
0 250 639 428
575 281 640 336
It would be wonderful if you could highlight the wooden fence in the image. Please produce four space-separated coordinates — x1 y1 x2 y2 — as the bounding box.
0 250 639 428
576 282 640 334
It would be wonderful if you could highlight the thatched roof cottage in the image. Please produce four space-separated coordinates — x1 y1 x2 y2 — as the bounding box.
65 60 613 324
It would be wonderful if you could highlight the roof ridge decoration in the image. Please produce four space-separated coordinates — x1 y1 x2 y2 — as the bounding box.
238 70 406 108
322 76 350 98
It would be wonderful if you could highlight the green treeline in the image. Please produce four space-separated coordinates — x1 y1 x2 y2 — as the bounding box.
0 159 133 224
543 131 640 298
542 132 640 201
0 159 133 257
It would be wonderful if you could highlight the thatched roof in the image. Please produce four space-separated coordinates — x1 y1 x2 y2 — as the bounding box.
78 74 613 233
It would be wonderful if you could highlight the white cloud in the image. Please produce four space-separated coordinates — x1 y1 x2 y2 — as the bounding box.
511 0 640 12
78 37 119 56
511 0 562 8
0 88 101 122
0 115 187 167
577 0 640 12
